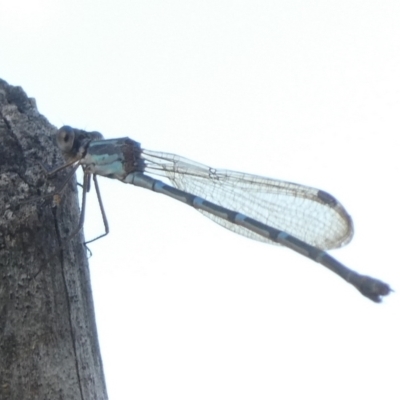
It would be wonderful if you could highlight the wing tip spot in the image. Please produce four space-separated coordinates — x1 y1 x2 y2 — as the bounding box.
317 190 338 207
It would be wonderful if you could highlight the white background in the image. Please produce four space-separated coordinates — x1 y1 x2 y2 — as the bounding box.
1 1 399 399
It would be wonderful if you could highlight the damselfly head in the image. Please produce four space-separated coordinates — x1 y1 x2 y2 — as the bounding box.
56 126 75 153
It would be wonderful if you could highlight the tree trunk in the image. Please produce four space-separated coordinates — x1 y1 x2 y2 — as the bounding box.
0 79 108 399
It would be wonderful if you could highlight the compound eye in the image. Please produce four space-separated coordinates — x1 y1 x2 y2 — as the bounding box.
56 126 75 153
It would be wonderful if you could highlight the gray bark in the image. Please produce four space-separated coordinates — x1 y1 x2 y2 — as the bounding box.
0 79 108 399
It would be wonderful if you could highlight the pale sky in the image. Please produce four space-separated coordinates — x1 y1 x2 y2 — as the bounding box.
1 1 399 399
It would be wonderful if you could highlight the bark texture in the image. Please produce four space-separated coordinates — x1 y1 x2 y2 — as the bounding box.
0 79 108 399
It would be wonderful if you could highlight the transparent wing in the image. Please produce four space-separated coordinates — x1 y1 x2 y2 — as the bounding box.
141 149 354 250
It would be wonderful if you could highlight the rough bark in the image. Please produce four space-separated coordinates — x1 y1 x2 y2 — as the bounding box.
0 79 108 399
